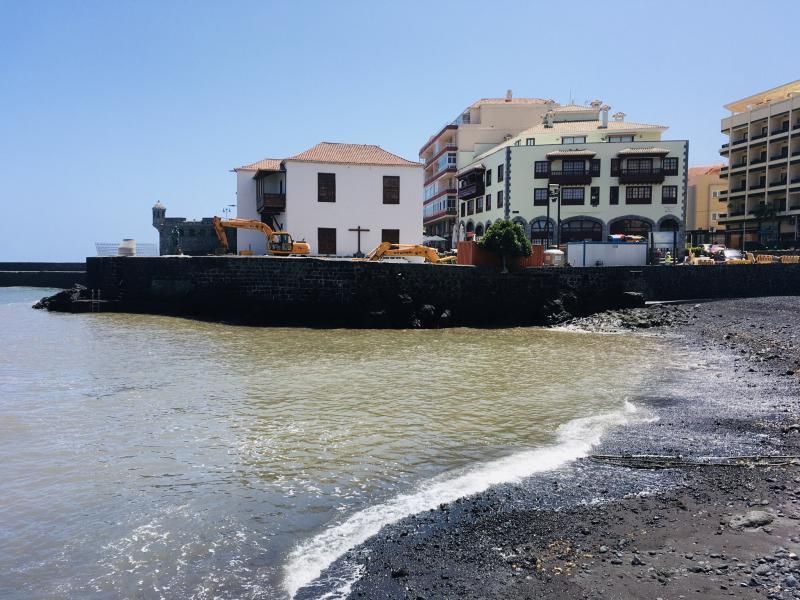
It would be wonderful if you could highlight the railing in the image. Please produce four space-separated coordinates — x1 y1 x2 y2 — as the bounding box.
423 207 457 222
749 183 766 190
727 211 745 217
751 132 768 141
771 127 790 135
770 153 788 161
732 137 748 146
457 182 484 200
750 157 767 165
257 192 286 213
424 144 458 166
769 180 787 187
721 143 729 148
618 168 665 183
425 165 457 186
549 170 594 184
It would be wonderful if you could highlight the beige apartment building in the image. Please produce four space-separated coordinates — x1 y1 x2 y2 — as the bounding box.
456 103 688 245
420 91 554 247
718 80 800 248
686 165 727 245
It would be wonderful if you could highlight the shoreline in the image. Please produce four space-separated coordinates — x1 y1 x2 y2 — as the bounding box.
299 297 800 599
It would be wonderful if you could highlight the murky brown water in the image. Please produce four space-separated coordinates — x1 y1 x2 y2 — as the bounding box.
0 287 667 599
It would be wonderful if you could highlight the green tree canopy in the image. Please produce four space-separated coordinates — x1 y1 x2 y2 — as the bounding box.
477 220 532 258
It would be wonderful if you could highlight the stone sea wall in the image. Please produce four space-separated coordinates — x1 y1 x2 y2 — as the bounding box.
79 257 800 327
0 262 86 288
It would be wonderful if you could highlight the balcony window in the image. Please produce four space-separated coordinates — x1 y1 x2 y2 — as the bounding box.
662 185 678 204
626 186 652 204
562 136 586 144
662 157 679 176
562 160 585 175
534 188 548 206
626 158 653 172
526 138 535 146
485 194 492 211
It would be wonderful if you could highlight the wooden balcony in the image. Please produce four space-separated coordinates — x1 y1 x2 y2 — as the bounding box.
257 193 286 214
549 170 592 185
618 168 665 184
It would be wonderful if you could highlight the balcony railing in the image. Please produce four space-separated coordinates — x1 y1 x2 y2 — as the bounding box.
731 137 748 146
749 183 766 190
751 132 768 141
424 165 457 186
771 127 790 135
257 192 286 213
750 157 767 165
458 182 484 200
424 144 458 166
618 168 665 184
721 142 729 148
770 153 788 161
423 206 457 223
549 170 594 185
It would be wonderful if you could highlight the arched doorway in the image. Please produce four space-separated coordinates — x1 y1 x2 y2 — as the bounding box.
609 217 653 237
659 217 680 232
466 221 475 240
560 217 603 242
474 223 484 237
530 217 555 246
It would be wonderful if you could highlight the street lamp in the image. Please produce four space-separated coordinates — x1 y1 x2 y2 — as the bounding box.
547 183 561 247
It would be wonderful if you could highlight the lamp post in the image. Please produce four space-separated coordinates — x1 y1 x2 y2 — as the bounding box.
548 183 561 247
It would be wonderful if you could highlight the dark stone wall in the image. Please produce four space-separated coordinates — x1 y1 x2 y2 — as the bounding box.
84 257 800 327
0 262 86 288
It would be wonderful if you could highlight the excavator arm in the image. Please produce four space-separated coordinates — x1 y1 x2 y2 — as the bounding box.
362 243 446 263
212 216 310 256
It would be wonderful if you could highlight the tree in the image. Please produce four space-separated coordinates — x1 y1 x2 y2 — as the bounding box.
477 220 532 273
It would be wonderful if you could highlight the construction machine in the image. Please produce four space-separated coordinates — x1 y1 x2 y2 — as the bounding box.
359 242 456 264
212 217 311 256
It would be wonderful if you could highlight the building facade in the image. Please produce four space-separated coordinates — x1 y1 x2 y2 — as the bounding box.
718 80 800 249
420 91 555 248
456 103 688 246
151 201 233 255
234 142 422 256
686 165 728 245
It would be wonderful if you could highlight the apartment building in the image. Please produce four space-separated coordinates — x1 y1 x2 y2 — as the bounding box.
420 91 554 248
456 103 688 245
234 142 422 256
686 165 728 245
718 80 800 248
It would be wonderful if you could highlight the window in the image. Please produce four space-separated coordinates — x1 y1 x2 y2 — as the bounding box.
318 173 336 202
476 196 484 213
561 187 585 205
626 186 652 204
662 185 678 204
711 190 720 198
530 218 554 245
526 138 535 146
562 136 586 144
534 161 550 178
514 140 521 146
485 193 492 211
610 219 652 236
610 186 619 205
460 202 465 217
317 228 337 254
590 159 601 176
561 219 602 242
497 164 504 181
485 168 492 186
662 157 678 176
607 135 634 143
467 200 474 215
590 186 600 206
497 190 504 208
627 158 653 172
382 175 400 204
562 160 585 175
534 188 548 206
611 158 620 176
381 229 400 244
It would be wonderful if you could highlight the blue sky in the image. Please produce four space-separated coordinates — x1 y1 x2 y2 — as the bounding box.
1 0 797 261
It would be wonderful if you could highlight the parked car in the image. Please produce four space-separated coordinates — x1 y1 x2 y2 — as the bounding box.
714 249 744 262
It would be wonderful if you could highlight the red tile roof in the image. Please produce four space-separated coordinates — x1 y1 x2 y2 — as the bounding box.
235 143 420 172
688 165 724 176
287 142 420 166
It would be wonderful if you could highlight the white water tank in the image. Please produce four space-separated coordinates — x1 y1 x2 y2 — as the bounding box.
118 238 136 257
543 249 564 267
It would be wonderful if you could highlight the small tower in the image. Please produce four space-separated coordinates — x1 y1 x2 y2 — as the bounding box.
152 200 166 227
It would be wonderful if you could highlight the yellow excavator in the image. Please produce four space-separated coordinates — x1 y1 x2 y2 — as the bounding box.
359 242 456 264
212 216 311 256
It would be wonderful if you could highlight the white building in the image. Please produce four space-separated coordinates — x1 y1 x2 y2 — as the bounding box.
234 142 423 256
456 103 688 245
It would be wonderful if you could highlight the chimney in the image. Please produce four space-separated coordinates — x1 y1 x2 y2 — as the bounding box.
544 110 554 128
599 105 610 129
613 112 626 122
590 99 602 109
505 89 513 102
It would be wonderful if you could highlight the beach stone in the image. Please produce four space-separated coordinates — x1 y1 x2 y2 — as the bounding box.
786 575 798 588
729 510 774 529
